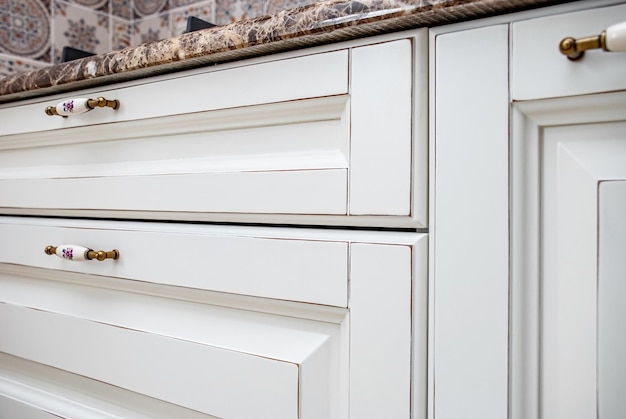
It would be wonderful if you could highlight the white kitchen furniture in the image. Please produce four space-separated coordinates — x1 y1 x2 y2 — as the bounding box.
0 38 426 229
0 33 429 418
433 1 626 419
0 0 625 418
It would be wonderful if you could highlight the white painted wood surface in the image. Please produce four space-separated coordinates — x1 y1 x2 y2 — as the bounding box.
0 396 58 419
0 217 348 307
350 39 413 216
510 92 626 419
0 302 318 418
0 256 348 418
512 2 626 100
598 181 626 419
543 122 626 419
433 24 509 419
0 95 350 216
0 353 215 418
349 243 412 418
0 50 349 136
0 36 427 225
0 217 425 419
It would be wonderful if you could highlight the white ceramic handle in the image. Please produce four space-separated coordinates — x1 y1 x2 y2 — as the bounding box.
45 97 120 117
55 98 91 116
605 21 626 52
44 245 120 261
48 244 90 261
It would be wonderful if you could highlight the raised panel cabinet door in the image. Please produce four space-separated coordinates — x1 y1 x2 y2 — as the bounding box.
510 91 626 419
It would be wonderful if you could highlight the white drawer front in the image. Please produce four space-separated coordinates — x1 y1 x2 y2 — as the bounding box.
512 3 626 100
0 225 427 418
0 395 59 419
0 305 301 418
0 38 423 227
0 217 348 307
0 51 349 136
0 284 344 419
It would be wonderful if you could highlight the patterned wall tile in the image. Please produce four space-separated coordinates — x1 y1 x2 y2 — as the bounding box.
0 0 51 60
69 0 110 12
112 0 132 18
133 13 170 46
170 0 214 37
4 0 324 74
266 0 316 14
112 17 132 50
134 0 168 17
215 0 264 25
54 1 110 62
0 52 47 77
169 0 196 8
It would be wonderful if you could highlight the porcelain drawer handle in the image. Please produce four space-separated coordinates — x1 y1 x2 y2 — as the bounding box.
560 21 626 60
45 245 120 261
45 97 120 117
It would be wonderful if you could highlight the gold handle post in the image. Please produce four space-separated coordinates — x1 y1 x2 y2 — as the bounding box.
559 33 606 61
86 249 120 261
559 21 626 61
86 97 121 111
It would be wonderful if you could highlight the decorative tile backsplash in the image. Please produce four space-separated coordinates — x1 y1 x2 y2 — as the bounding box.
0 0 317 77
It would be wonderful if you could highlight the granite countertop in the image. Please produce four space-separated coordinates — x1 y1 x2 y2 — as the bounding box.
0 0 564 103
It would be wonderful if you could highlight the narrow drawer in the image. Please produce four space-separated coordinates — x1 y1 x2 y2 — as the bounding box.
0 38 422 227
0 217 348 307
512 3 626 100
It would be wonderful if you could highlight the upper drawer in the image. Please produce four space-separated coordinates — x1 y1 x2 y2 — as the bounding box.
0 38 424 228
512 2 626 101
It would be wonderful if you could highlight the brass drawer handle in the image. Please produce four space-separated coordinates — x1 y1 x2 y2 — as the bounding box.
560 21 626 61
45 97 120 117
45 245 120 261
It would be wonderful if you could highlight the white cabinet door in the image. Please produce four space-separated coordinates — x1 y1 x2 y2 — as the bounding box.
510 92 626 419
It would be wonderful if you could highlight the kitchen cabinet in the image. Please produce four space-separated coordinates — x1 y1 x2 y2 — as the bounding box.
0 37 426 229
0 33 428 418
1 0 625 418
0 217 426 418
433 2 626 419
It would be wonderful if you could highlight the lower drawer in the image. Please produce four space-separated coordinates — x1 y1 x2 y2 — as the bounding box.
0 217 427 418
0 217 348 307
0 301 337 419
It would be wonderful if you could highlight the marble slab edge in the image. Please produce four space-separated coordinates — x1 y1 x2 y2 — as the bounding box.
0 0 566 103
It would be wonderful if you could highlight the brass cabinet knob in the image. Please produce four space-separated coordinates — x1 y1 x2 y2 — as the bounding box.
45 97 120 117
560 21 626 60
45 245 120 261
